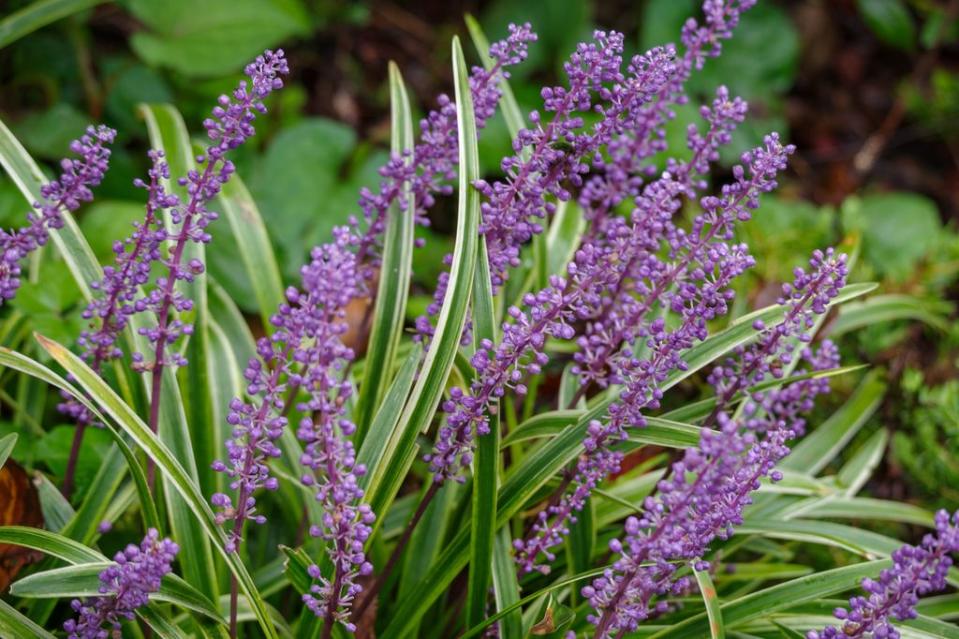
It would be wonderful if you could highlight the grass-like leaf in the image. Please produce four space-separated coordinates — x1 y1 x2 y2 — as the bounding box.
0 0 106 49
362 35 481 523
356 61 415 439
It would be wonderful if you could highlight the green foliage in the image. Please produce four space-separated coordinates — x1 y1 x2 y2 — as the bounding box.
126 0 311 77
856 0 917 51
1 1 958 638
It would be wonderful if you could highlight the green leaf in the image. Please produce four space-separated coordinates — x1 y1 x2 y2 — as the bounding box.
127 0 310 76
0 115 104 299
830 294 951 336
694 566 726 639
649 560 890 638
467 192 500 625
0 526 101 563
10 563 223 623
856 0 916 50
213 172 285 330
0 432 16 469
21 336 277 638
362 36 482 525
0 0 107 49
397 481 461 619
0 598 56 639
782 370 886 476
0 526 222 625
842 192 939 280
782 496 934 527
35 424 111 494
459 568 606 639
251 118 357 275
491 527 523 639
356 343 421 494
79 200 146 263
737 519 901 557
836 428 888 496
356 62 415 439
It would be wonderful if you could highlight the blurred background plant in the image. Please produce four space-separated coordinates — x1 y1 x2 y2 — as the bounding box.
1 0 958 616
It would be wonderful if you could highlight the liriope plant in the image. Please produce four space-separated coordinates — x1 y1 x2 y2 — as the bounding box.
0 1 957 638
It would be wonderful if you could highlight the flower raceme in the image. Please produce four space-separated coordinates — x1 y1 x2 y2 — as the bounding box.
808 509 959 639
64 529 178 639
0 125 115 303
585 249 848 637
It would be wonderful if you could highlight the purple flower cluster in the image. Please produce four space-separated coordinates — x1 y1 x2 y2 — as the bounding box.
585 250 848 637
287 230 374 631
808 510 959 639
76 150 176 370
578 0 755 224
357 24 535 301
133 49 289 373
64 529 178 639
0 125 114 303
572 86 749 391
424 41 713 484
417 32 680 341
512 133 796 573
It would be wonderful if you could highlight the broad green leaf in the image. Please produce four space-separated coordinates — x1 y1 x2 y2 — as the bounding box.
127 0 309 76
842 193 939 280
782 370 886 476
23 337 277 638
356 62 415 439
649 561 890 638
0 0 106 49
0 599 55 639
0 432 15 469
856 0 916 50
362 37 482 525
251 117 357 276
694 566 726 639
830 294 950 336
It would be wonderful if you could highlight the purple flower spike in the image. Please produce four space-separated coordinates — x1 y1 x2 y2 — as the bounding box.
417 34 678 342
808 510 959 639
358 23 535 291
134 49 289 373
513 135 798 574
260 229 376 631
78 150 176 370
585 250 848 637
0 125 115 303
64 529 178 639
